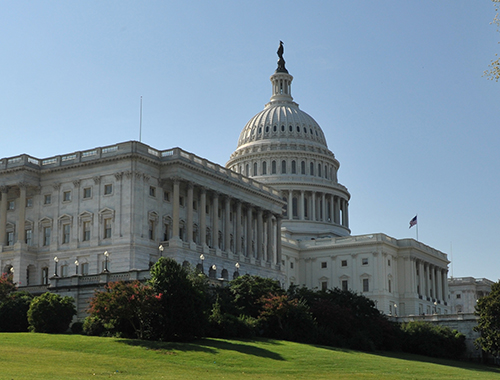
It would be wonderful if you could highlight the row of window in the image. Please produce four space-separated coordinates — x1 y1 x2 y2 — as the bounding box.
6 218 113 247
5 184 114 211
238 160 335 179
245 124 323 140
317 278 371 293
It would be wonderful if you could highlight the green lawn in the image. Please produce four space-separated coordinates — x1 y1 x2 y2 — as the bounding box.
0 333 499 379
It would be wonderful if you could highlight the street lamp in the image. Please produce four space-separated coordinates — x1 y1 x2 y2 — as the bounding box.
159 244 164 257
200 254 205 273
394 303 398 317
53 256 59 277
433 301 437 314
103 251 110 273
75 259 79 275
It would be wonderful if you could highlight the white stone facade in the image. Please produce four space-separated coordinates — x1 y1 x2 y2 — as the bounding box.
448 277 493 314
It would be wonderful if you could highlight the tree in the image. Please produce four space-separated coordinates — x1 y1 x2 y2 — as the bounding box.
0 272 16 303
0 291 34 332
229 274 284 318
148 257 209 341
27 292 76 333
475 281 500 356
86 281 161 339
485 0 500 81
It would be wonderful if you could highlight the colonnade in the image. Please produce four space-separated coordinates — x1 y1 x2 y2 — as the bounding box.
169 179 282 265
0 184 28 246
284 189 348 228
415 259 449 304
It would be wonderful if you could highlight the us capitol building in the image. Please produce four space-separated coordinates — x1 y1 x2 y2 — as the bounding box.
0 45 450 317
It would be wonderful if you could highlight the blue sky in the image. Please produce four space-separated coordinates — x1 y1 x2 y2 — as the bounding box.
0 1 499 280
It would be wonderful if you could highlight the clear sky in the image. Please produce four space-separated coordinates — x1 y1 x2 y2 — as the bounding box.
0 1 498 281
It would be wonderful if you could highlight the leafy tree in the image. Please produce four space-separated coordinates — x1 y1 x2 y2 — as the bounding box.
148 257 209 341
27 292 76 333
86 281 161 339
485 0 500 81
0 291 34 332
0 272 16 302
229 274 284 318
258 293 316 342
475 281 500 356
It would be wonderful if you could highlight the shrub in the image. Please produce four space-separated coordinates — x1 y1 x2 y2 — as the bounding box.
27 292 76 333
401 321 466 359
0 273 16 302
207 296 257 338
0 291 34 332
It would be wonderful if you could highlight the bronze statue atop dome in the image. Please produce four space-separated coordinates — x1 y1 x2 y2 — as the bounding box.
276 41 288 73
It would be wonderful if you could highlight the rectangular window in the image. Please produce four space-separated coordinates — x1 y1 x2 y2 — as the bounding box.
26 198 33 207
104 184 113 195
25 229 32 245
179 196 184 206
290 262 294 269
362 258 368 265
321 262 327 269
341 260 347 267
7 201 14 210
104 218 112 239
43 227 51 246
149 220 155 240
81 263 89 275
6 231 14 246
83 221 91 241
42 267 49 284
61 265 68 278
62 224 70 244
342 280 348 291
456 294 461 299
363 278 369 292
388 279 392 293
44 194 51 205
149 186 156 197
163 223 170 241
63 191 71 202
83 187 92 199
321 281 328 291
163 191 170 201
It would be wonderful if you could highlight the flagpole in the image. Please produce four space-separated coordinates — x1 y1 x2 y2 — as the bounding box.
416 214 418 241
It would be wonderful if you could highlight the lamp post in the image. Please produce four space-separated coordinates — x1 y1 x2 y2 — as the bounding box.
211 264 216 278
433 301 437 314
53 256 59 277
159 244 164 257
103 251 110 273
75 259 79 275
235 262 240 278
200 254 205 273
394 303 398 317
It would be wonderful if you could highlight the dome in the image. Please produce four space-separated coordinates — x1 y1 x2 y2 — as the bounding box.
227 43 351 239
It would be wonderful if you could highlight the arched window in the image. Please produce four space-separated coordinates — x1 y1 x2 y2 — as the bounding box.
318 164 322 177
292 197 298 218
325 165 328 178
304 197 308 218
271 161 277 174
253 162 257 176
245 164 249 176
281 160 287 174
301 161 306 174
262 161 267 175
291 160 296 174
310 162 314 176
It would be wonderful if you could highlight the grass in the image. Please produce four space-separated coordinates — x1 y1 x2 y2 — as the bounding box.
0 333 499 379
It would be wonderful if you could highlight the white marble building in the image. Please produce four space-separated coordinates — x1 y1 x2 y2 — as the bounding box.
448 277 494 314
0 46 451 316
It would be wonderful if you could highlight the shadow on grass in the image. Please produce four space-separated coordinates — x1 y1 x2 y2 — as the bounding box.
118 337 285 361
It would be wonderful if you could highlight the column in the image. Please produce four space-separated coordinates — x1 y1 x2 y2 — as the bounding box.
224 196 231 252
172 179 180 239
443 270 450 305
437 268 443 302
300 191 305 220
17 184 27 244
345 201 349 228
419 260 424 297
246 206 252 256
334 196 340 224
276 215 282 265
321 193 326 221
341 199 346 226
212 193 219 248
0 187 7 245
257 208 263 260
288 190 292 220
199 188 207 247
311 192 316 221
267 213 274 262
235 201 242 255
186 183 193 244
329 194 334 223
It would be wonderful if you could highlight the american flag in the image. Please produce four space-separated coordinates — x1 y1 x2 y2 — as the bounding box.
409 215 417 228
